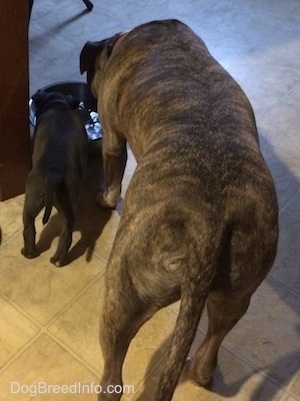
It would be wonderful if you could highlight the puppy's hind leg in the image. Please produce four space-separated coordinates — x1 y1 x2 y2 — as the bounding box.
50 181 76 267
50 214 74 267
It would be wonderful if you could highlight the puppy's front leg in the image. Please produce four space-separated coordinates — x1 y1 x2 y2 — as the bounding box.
96 134 127 208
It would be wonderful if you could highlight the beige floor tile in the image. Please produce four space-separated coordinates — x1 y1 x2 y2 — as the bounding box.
174 373 283 401
203 347 284 401
0 195 24 245
280 395 300 401
270 211 300 296
218 278 300 389
0 295 39 369
71 146 136 263
49 275 178 391
289 371 300 399
122 305 176 389
1 2 299 401
122 147 137 196
47 279 103 372
163 284 298 400
81 209 120 262
68 146 116 264
131 361 220 401
0 222 105 326
132 343 284 401
0 333 99 401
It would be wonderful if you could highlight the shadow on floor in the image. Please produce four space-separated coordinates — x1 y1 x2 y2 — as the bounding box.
35 140 113 266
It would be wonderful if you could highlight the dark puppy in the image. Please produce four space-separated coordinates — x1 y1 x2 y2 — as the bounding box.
80 19 278 401
21 90 88 267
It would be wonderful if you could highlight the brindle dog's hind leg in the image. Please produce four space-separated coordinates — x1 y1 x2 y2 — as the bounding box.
190 211 278 387
98 258 156 401
190 288 252 386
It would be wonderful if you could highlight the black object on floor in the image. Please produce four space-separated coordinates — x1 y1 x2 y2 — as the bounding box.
28 0 94 21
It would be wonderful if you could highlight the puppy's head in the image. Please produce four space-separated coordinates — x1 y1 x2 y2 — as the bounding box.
32 90 81 121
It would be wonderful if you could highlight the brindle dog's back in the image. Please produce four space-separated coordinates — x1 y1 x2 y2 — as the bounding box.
99 21 256 155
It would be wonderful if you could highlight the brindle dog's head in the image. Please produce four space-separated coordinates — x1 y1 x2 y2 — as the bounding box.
80 34 124 98
80 39 106 93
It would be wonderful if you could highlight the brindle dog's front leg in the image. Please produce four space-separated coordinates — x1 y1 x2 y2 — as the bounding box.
96 132 127 208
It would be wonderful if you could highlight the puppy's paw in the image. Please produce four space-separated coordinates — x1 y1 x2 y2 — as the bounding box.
50 256 68 268
21 247 40 259
95 191 119 209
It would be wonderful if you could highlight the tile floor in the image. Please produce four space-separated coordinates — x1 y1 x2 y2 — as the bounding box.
0 0 299 400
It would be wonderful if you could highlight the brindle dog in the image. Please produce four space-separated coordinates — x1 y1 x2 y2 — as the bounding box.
80 19 278 401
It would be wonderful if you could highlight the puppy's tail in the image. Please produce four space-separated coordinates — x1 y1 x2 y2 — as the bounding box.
43 173 60 225
155 232 221 401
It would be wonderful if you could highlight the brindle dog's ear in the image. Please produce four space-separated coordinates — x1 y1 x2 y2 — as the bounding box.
79 40 107 74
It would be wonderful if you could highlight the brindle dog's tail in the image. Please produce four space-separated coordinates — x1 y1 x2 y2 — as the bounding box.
155 233 221 401
42 173 61 225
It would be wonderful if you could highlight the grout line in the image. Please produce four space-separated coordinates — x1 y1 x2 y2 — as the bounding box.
2 3 300 400
281 190 300 216
0 293 44 330
286 369 300 398
267 273 300 300
283 208 300 221
0 327 100 380
0 274 104 377
165 291 298 398
226 7 300 71
45 329 101 378
0 268 105 329
44 271 105 328
258 77 300 122
0 331 42 375
0 228 24 249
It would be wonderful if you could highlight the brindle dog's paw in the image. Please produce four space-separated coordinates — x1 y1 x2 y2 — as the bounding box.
21 247 40 259
180 356 193 380
188 359 214 388
185 356 193 368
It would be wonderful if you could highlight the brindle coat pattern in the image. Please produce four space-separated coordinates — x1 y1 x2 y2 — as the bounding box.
80 19 278 401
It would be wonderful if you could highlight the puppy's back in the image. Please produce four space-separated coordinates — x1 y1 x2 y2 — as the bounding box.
32 107 87 176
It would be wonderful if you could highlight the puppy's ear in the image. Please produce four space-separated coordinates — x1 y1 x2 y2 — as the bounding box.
32 90 48 107
66 95 81 110
80 40 107 74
